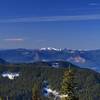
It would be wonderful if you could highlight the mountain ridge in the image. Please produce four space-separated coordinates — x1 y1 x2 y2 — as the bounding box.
0 48 100 72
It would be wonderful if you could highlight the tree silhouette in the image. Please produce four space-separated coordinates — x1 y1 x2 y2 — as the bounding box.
32 83 41 100
60 65 78 100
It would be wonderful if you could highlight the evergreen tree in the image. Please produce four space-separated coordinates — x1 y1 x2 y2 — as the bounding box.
0 97 2 100
32 83 41 100
60 66 78 100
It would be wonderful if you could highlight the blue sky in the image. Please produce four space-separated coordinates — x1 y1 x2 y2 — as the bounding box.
0 0 100 49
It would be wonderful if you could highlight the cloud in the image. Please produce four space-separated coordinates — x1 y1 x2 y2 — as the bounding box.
1 14 100 23
3 38 24 42
88 3 98 6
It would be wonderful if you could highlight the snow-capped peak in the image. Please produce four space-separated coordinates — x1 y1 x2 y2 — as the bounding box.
40 47 62 51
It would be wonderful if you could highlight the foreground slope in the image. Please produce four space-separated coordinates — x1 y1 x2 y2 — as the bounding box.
0 61 100 100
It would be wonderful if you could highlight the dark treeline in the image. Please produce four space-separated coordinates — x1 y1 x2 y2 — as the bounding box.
0 62 100 100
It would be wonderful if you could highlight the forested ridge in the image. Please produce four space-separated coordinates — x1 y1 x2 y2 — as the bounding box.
0 62 100 100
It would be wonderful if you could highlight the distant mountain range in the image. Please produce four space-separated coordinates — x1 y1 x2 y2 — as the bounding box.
0 48 100 72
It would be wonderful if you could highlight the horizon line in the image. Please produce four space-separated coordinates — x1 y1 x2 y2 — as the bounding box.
0 47 100 51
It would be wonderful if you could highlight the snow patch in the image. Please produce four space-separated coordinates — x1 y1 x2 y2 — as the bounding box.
42 81 68 100
1 72 19 80
67 56 86 63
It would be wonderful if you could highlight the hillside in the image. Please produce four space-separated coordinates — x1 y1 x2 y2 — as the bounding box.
0 48 100 72
0 61 100 100
0 58 7 64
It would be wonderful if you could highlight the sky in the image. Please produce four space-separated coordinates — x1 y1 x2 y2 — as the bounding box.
0 0 100 49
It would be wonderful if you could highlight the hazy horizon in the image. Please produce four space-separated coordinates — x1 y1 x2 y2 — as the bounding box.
0 47 100 51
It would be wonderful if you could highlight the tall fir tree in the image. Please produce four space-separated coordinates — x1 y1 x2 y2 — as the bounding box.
60 65 78 100
0 97 2 100
32 83 41 100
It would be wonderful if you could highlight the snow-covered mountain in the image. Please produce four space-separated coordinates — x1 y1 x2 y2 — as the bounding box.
0 48 100 71
40 47 62 51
